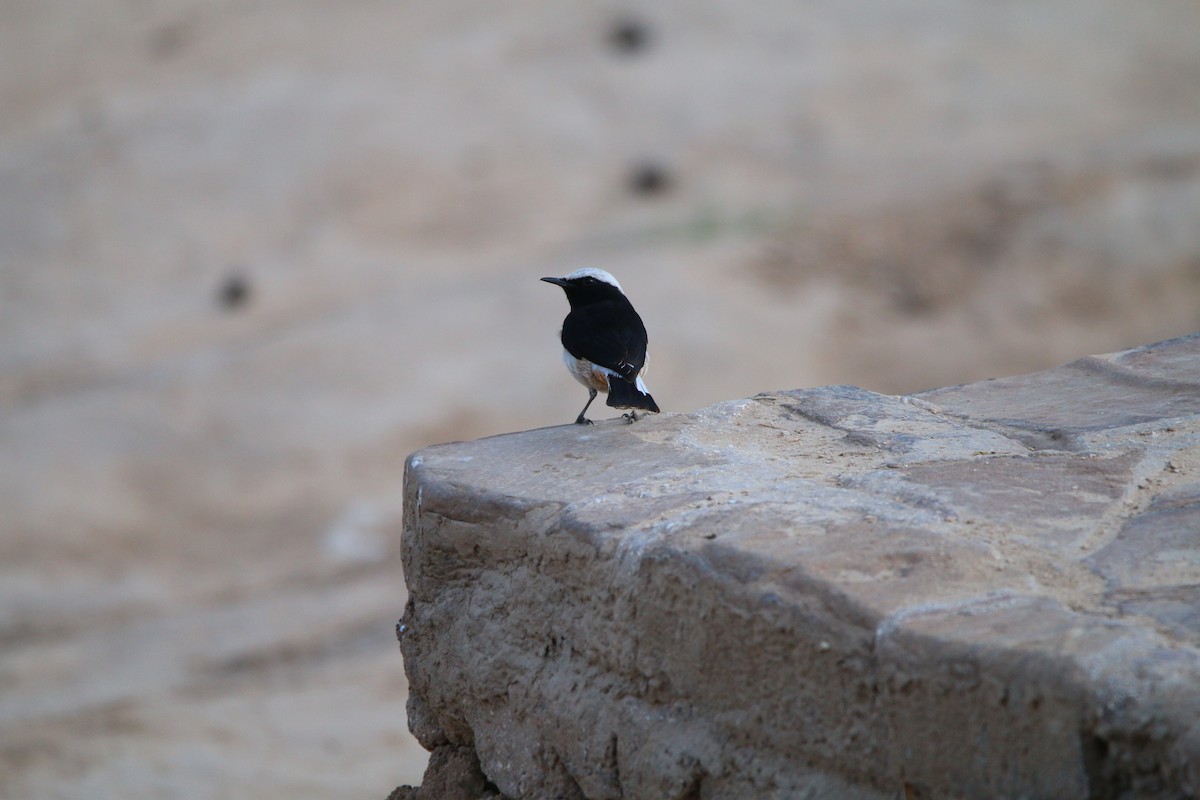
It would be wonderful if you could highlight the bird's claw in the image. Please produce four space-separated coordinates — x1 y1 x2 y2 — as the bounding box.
622 412 640 424
575 417 594 426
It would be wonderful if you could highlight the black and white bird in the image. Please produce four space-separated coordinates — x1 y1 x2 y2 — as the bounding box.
541 268 660 425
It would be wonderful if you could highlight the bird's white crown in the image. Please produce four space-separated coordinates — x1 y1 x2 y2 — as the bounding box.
559 267 623 292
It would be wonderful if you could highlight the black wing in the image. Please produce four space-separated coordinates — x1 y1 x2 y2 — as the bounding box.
561 299 648 382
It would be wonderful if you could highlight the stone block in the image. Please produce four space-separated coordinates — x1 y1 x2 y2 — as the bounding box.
398 333 1200 799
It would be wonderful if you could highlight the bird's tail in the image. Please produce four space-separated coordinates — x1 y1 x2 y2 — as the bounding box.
607 376 660 413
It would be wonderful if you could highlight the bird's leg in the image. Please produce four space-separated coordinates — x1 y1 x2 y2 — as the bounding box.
575 388 598 425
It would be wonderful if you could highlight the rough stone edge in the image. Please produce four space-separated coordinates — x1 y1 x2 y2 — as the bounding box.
393 334 1200 799
386 744 508 800
399 473 1200 798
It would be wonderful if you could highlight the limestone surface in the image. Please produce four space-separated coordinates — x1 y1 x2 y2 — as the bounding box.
399 333 1200 799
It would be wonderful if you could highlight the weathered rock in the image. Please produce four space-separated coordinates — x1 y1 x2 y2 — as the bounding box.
387 744 505 800
399 333 1200 799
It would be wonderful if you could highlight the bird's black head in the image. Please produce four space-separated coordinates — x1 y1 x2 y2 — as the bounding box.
541 268 626 308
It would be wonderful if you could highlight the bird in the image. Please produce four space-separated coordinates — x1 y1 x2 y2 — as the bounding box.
541 268 660 425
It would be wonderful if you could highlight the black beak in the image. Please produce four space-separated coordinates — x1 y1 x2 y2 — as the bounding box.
541 276 568 287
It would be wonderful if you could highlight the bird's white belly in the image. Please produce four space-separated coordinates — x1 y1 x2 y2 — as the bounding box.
563 350 611 392
561 349 651 394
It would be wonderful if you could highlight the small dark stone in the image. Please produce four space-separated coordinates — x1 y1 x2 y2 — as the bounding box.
609 17 652 55
147 21 192 61
629 162 672 196
217 272 251 311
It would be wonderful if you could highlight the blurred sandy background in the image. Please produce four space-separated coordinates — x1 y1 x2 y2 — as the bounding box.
2 2 1199 797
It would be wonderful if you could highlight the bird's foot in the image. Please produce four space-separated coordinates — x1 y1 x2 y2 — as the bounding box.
575 416 594 426
622 412 640 424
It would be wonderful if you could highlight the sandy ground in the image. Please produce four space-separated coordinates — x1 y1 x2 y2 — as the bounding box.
2 2 1199 797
